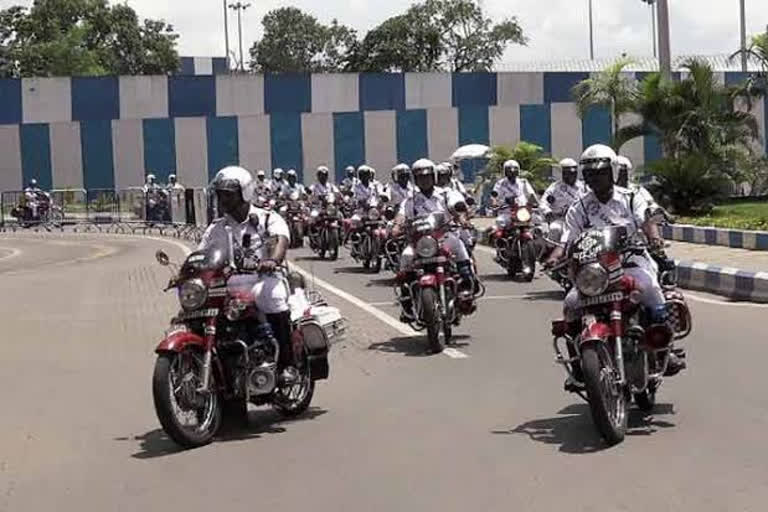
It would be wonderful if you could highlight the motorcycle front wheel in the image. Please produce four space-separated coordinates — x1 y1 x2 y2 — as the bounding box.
152 350 222 448
420 287 444 354
521 240 536 282
327 229 340 261
581 343 627 445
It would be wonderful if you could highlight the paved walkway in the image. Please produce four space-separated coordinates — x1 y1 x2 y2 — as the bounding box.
667 241 768 275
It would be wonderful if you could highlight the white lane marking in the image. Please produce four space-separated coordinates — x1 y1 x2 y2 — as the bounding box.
0 247 22 261
368 300 397 307
442 347 469 359
290 262 470 359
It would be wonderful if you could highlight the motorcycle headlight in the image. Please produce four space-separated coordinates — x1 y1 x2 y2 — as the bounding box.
516 208 532 223
574 263 609 297
368 207 380 221
415 236 439 258
178 279 207 311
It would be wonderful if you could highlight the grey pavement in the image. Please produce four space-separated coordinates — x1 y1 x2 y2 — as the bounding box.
0 231 767 511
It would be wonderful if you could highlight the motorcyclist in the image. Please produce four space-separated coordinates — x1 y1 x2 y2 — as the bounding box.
391 158 477 320
341 165 357 191
490 160 539 209
254 169 273 197
23 178 46 218
386 163 413 206
198 166 297 384
439 161 468 196
616 155 657 208
142 174 160 194
351 165 382 210
272 168 286 196
307 166 340 234
280 169 306 199
543 144 684 382
540 158 587 247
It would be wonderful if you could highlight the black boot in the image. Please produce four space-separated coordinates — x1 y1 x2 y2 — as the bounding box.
266 311 299 384
456 260 478 294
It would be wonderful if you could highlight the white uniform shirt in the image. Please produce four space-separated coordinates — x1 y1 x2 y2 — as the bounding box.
492 177 538 206
541 181 587 217
309 181 339 198
254 179 273 196
352 181 382 207
198 205 291 260
399 188 463 220
448 178 467 196
562 186 649 245
280 182 306 198
387 182 413 206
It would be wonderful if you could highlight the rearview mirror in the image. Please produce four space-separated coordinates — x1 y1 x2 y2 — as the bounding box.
155 250 170 266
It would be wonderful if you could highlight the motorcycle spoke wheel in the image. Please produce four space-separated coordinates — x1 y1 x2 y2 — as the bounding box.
152 350 221 448
273 362 315 418
420 288 444 354
581 343 627 445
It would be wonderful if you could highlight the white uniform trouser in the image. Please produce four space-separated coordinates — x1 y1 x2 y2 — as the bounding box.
563 262 664 322
400 232 469 271
226 274 290 314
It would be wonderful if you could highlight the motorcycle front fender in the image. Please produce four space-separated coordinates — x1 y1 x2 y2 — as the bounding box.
579 321 613 346
419 274 438 287
155 329 206 354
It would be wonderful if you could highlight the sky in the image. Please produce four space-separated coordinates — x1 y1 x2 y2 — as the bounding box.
4 0 768 65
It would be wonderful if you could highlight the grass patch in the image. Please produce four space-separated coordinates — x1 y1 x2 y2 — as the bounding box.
679 201 768 231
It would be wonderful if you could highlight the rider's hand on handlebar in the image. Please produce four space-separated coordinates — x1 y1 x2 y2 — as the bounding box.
258 258 279 273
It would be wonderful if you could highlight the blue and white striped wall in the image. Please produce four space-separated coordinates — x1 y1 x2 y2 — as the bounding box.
0 72 765 191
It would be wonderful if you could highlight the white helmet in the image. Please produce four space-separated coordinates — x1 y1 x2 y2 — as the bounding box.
392 163 410 181
580 144 619 181
273 168 284 179
503 160 521 171
168 173 177 182
316 165 330 178
559 158 578 169
286 169 298 180
146 174 156 183
256 169 266 177
357 165 373 179
211 166 255 203
412 158 436 180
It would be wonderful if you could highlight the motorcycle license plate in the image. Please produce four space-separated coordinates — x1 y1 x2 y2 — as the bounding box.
176 308 219 321
578 291 624 308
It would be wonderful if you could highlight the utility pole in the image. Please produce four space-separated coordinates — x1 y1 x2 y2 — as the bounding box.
588 0 595 60
656 0 671 79
740 0 747 72
229 2 251 73
651 1 657 58
223 0 231 72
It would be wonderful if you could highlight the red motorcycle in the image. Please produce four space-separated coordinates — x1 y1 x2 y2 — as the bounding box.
550 225 691 445
151 231 343 448
345 205 387 273
489 197 538 281
395 212 479 353
279 190 307 249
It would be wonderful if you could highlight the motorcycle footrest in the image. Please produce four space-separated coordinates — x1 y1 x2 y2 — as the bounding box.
564 379 585 393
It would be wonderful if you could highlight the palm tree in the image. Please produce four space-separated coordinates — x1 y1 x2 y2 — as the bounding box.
615 58 759 162
570 56 638 149
730 31 768 109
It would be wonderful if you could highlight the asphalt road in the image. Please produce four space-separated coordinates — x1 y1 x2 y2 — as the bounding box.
1 231 767 512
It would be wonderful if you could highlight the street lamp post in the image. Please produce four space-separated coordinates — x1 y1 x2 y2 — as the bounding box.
223 0 231 72
656 0 672 79
588 0 595 60
740 0 747 72
229 2 251 73
650 1 657 58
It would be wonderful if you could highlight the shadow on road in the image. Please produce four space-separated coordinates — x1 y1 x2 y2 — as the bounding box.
366 276 396 288
121 407 327 459
522 290 565 302
368 335 470 357
493 402 676 454
333 266 375 275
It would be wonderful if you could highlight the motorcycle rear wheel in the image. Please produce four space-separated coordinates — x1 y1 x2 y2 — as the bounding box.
152 351 222 448
581 343 627 445
421 288 444 354
272 351 315 418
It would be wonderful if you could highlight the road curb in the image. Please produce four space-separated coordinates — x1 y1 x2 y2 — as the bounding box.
661 224 768 250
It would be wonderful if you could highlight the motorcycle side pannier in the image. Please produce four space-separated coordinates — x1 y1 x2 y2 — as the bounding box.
300 321 330 380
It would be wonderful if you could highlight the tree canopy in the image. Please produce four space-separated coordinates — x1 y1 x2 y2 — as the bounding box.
0 0 179 78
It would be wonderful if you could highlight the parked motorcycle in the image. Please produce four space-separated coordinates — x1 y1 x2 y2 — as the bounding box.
396 212 479 353
308 193 342 260
146 188 171 223
489 198 538 281
151 231 344 448
346 206 386 273
550 225 692 445
11 191 63 227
